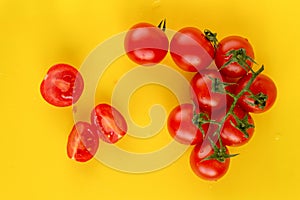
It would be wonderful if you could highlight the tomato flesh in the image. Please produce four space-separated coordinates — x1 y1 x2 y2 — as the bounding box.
67 122 99 162
91 104 127 143
40 63 84 107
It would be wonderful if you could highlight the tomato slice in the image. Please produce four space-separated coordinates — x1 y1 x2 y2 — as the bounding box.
91 104 127 144
40 63 84 107
67 122 99 162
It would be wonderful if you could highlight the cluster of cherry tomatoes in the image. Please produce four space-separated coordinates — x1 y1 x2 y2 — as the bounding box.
40 20 277 181
40 63 128 162
124 20 277 181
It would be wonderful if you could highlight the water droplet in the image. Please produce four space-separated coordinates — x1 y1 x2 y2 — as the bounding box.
152 0 161 9
274 133 281 141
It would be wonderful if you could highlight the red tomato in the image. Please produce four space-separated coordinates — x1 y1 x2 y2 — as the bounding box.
167 104 206 145
215 36 254 78
235 74 277 113
91 104 127 143
190 69 229 114
67 122 99 162
190 142 230 181
170 27 215 72
40 63 84 107
220 106 255 146
124 22 169 66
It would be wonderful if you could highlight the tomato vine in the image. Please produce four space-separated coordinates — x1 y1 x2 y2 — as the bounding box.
193 49 265 162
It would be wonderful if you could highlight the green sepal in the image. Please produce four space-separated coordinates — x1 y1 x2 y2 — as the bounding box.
204 29 218 49
219 48 256 72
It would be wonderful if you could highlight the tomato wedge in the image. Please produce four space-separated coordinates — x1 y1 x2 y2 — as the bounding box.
91 104 127 143
67 122 99 162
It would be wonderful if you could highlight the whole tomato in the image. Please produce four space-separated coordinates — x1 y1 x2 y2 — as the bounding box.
235 73 277 113
190 69 231 115
124 22 169 66
170 27 215 72
190 142 230 181
215 36 254 78
220 106 255 146
167 104 206 145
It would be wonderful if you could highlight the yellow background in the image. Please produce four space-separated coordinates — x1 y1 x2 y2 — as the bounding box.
0 0 299 199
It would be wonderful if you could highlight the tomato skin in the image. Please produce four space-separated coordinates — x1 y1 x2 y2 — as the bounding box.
124 23 169 66
167 104 206 145
190 142 230 181
221 106 254 146
235 74 277 113
40 63 84 107
215 36 254 78
190 69 229 115
170 27 215 72
91 104 127 144
67 122 99 162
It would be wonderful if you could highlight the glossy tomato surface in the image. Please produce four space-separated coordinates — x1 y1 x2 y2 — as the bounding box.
235 73 277 113
170 27 214 72
91 104 127 143
190 69 229 114
40 63 84 107
221 106 255 146
215 36 254 78
67 122 99 162
167 104 205 145
190 142 230 181
124 23 169 66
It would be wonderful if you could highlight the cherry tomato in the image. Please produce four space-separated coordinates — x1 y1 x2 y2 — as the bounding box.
91 104 127 143
235 74 277 113
167 104 206 145
67 122 99 162
190 69 229 114
215 36 254 78
190 142 230 181
170 27 215 72
40 63 84 107
124 22 169 66
220 106 255 146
